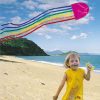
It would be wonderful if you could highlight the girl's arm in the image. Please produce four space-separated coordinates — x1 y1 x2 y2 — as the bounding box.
84 64 92 81
53 73 67 100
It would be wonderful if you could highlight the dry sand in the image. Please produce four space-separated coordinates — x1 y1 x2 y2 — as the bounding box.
0 56 100 100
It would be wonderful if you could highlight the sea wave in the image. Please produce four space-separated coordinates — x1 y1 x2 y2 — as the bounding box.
31 60 100 73
32 60 63 66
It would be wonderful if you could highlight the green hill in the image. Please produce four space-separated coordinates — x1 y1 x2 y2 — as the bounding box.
0 38 48 56
60 51 78 56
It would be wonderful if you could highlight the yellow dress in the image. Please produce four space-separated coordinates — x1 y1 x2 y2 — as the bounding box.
62 68 85 100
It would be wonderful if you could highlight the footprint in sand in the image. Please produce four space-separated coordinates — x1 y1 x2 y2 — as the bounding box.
40 82 45 85
4 72 8 75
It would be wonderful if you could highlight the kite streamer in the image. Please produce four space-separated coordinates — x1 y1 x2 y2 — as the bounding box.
0 2 89 42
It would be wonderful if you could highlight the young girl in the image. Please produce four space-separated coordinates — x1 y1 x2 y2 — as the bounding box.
53 53 92 100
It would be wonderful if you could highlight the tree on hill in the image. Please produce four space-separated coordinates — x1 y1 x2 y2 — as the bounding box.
0 38 48 56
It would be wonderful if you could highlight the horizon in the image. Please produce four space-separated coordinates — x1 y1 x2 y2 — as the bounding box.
45 50 100 55
0 0 100 54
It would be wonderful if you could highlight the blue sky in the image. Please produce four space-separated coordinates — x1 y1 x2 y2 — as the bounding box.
0 0 100 54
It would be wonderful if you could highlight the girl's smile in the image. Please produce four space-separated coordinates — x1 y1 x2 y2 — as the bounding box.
69 56 80 70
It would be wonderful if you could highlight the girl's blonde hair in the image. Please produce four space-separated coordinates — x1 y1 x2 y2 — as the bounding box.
64 52 80 68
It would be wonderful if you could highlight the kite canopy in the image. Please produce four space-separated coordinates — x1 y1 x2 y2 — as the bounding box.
72 2 89 20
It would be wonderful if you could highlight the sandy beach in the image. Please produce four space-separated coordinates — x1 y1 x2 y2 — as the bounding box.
0 56 100 100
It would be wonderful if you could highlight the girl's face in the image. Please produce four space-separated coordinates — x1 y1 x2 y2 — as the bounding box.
68 56 80 70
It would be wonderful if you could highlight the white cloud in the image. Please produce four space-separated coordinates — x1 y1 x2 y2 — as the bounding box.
35 26 65 35
0 21 3 26
45 34 52 39
29 11 41 18
37 0 87 4
69 0 88 4
89 6 93 10
37 0 85 10
38 1 69 10
37 0 68 3
38 4 53 10
0 17 5 25
71 32 88 40
0 0 16 4
10 16 22 24
9 10 18 14
66 14 95 26
33 25 68 39
22 0 38 10
37 0 88 10
0 16 5 20
37 0 88 5
34 26 52 39
76 14 95 24
59 24 73 30
21 0 51 11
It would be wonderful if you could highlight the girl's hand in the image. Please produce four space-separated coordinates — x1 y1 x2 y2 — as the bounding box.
86 63 93 71
53 95 58 100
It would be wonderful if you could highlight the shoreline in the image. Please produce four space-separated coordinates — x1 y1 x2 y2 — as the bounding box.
32 60 100 73
0 56 100 100
16 56 100 73
16 56 100 72
1 55 100 73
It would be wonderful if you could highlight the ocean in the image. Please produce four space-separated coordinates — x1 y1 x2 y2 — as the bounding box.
18 55 100 73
